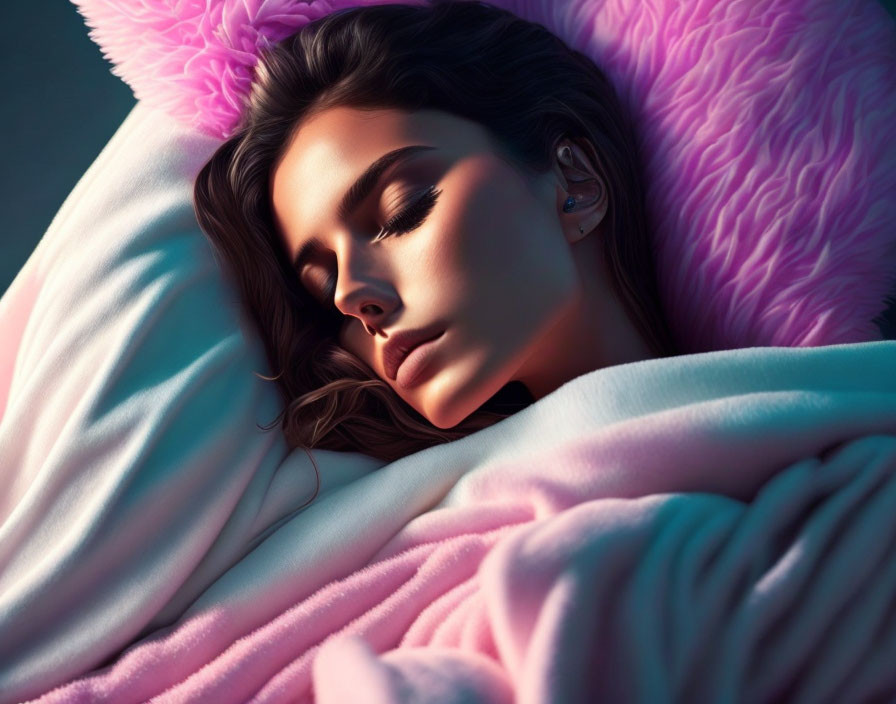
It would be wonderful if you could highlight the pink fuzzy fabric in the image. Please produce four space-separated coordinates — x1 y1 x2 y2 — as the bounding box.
70 0 896 352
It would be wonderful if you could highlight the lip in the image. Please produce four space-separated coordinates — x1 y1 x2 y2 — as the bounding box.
395 332 445 389
383 323 445 382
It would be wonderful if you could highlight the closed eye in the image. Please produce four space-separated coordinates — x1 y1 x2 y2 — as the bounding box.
313 185 442 314
375 185 441 240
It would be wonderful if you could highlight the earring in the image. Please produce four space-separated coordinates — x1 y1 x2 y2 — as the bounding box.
559 144 600 235
564 196 587 234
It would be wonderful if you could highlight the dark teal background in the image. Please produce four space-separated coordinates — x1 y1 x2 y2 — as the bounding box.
1 1 895 299
1 2 136 299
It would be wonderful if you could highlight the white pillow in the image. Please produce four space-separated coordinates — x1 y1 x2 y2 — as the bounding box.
0 102 384 684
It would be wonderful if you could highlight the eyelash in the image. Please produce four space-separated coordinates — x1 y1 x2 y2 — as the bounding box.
318 185 442 313
375 185 442 241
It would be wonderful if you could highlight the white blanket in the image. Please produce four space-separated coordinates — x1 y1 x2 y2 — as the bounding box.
2 334 895 702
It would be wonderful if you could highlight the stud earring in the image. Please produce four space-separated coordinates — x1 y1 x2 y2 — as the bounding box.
564 196 586 234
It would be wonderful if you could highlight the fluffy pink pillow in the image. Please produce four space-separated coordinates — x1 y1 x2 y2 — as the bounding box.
71 0 896 352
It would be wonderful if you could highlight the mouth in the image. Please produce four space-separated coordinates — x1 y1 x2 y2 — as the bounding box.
394 330 446 389
383 324 445 381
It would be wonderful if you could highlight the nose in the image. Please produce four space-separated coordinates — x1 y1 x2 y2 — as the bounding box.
331 237 398 335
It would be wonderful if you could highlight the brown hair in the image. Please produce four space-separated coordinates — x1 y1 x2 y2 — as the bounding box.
192 0 677 465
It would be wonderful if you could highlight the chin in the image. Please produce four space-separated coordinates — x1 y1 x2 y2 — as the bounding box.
419 394 480 430
424 407 466 431
425 381 531 431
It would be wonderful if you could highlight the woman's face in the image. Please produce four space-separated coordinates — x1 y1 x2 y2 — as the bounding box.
270 106 654 429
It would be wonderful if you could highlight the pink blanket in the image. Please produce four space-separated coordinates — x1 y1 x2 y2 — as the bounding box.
21 340 896 703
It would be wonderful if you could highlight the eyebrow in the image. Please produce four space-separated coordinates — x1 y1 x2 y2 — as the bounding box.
292 144 437 270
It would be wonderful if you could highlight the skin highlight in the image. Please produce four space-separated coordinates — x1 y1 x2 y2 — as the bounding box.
271 105 657 429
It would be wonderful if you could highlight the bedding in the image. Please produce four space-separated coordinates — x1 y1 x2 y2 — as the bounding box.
0 103 385 701
1 0 895 701
68 0 896 352
14 338 896 703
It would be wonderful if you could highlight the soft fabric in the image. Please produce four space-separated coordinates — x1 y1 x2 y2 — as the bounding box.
16 338 896 704
1 0 895 700
69 0 415 141
0 102 387 701
69 0 896 352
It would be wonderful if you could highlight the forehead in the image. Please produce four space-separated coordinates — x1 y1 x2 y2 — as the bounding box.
269 106 496 247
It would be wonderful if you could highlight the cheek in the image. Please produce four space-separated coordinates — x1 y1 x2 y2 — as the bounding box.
338 319 382 371
448 171 548 296
338 318 363 353
430 165 518 284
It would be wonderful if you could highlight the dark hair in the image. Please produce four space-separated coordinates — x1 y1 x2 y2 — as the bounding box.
192 0 677 465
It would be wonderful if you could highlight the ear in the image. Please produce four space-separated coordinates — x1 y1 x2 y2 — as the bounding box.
552 137 609 243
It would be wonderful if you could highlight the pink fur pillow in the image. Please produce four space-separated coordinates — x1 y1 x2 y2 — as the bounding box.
71 0 896 352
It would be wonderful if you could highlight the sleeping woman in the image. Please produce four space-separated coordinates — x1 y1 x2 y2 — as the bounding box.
192 0 680 464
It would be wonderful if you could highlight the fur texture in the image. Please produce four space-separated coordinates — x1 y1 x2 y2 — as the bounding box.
70 0 896 352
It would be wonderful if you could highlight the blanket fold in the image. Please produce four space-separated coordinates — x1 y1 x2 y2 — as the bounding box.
4 339 894 703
